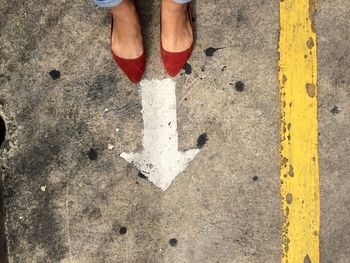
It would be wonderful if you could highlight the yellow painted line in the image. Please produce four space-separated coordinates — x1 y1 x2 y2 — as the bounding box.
279 0 320 262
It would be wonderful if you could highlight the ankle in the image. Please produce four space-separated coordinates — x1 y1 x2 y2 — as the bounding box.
161 0 187 14
112 0 137 19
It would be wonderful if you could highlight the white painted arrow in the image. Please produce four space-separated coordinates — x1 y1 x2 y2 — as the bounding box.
120 79 200 191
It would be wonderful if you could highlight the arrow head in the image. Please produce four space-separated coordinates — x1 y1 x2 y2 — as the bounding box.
120 149 200 191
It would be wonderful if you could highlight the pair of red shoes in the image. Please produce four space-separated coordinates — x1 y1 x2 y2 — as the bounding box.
110 4 193 84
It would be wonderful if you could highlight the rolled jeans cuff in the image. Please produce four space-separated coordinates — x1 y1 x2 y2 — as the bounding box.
93 0 191 8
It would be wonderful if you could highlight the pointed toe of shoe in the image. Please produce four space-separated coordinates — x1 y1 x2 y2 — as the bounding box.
124 60 145 84
110 13 146 84
112 52 146 84
161 45 193 77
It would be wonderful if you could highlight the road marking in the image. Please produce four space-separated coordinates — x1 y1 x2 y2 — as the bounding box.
121 79 200 191
279 0 320 262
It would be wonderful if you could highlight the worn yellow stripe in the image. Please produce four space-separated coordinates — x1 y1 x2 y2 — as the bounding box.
279 0 319 262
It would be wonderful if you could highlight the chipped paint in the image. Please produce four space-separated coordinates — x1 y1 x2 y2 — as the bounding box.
306 83 316 97
279 0 320 262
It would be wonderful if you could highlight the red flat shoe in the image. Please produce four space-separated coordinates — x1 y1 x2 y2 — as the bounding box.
160 4 194 77
110 13 146 84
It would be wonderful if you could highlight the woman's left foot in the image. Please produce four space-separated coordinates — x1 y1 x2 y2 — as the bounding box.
160 0 193 77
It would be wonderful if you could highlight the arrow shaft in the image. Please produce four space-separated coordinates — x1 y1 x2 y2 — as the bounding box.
140 79 179 152
120 79 200 191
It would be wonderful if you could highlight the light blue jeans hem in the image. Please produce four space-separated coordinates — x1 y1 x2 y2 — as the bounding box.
93 0 191 8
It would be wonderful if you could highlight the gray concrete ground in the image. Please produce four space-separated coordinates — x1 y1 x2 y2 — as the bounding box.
317 1 350 262
0 0 349 262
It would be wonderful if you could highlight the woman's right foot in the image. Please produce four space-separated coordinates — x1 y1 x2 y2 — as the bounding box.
110 0 145 83
111 0 143 59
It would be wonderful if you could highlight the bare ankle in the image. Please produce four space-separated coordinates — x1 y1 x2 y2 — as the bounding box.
161 0 187 13
112 0 136 18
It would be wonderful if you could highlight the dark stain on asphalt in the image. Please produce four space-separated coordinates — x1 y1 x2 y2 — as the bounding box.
234 81 245 92
204 47 225 57
183 63 192 75
82 205 102 220
169 238 178 247
331 106 340 114
0 116 5 147
0 74 11 85
137 172 147 179
4 186 15 200
8 126 70 262
119 226 127 235
49 69 61 80
236 7 245 23
88 148 98 161
197 133 208 149
86 74 119 102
